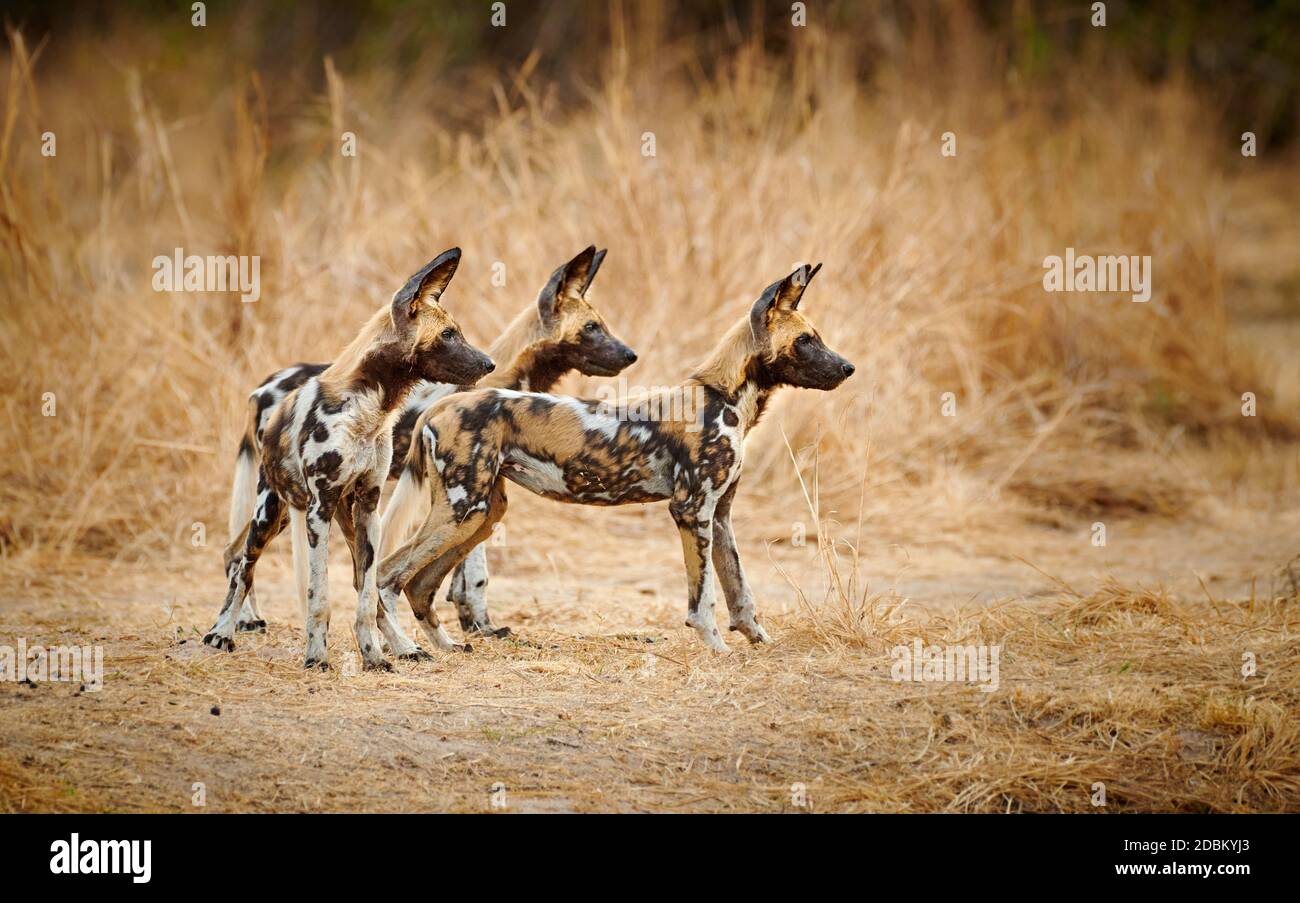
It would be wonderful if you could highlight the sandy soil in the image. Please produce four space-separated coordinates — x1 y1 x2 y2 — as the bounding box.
2 495 1297 813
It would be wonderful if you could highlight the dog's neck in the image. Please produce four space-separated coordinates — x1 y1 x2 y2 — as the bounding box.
317 310 431 430
689 319 781 430
483 307 577 393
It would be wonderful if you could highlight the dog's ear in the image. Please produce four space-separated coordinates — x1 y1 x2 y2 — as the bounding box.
750 263 820 348
392 247 461 326
538 245 598 323
581 248 608 296
781 262 820 310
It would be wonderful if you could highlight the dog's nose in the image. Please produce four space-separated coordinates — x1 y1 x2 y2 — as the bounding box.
623 349 638 364
482 358 496 374
841 362 855 377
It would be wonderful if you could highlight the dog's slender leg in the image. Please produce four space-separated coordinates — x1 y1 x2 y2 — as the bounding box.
375 587 427 660
302 500 335 669
379 532 477 653
329 491 421 657
333 491 359 590
204 481 285 651
378 478 507 652
670 497 728 652
231 423 267 634
710 485 770 644
403 550 475 652
370 520 428 662
236 592 265 633
349 481 392 671
449 544 510 638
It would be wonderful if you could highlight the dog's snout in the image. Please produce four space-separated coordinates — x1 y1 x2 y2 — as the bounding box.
623 348 638 365
841 362 855 378
481 355 496 374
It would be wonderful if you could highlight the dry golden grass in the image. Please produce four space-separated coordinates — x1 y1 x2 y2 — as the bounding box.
1 18 1296 562
1 10 1298 812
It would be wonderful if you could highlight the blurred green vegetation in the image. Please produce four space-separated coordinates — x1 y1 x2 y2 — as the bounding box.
4 0 1298 144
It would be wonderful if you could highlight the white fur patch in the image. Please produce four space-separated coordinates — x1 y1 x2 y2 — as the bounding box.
501 449 570 496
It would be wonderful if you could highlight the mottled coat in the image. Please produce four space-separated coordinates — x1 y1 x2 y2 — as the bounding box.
226 247 635 636
203 248 495 669
380 264 854 652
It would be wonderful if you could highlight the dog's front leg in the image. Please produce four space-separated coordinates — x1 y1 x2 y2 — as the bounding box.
350 482 392 671
711 498 770 645
671 499 728 652
302 500 334 669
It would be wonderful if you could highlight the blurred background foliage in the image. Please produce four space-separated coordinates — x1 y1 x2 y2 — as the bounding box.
4 0 1298 146
2 1 1298 556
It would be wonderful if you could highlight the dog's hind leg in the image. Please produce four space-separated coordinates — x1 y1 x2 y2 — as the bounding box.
448 544 510 638
229 409 268 634
379 479 508 652
402 548 475 652
710 484 770 644
204 478 285 652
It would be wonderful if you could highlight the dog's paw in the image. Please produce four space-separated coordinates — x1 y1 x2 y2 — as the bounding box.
397 649 435 663
468 623 511 639
362 657 394 673
236 618 267 634
302 657 331 671
452 642 473 654
202 632 234 652
731 621 771 644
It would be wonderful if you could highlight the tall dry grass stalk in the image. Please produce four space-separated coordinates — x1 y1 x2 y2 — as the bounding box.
0 14 1294 570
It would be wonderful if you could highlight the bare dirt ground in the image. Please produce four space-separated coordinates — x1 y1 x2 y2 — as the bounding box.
2 492 1298 813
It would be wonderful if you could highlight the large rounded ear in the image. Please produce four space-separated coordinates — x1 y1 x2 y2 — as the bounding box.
538 245 597 323
580 248 607 296
749 262 821 349
749 278 784 352
392 247 461 327
781 262 821 310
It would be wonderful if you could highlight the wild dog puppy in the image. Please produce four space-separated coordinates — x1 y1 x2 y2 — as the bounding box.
203 248 495 670
378 263 854 652
226 246 634 635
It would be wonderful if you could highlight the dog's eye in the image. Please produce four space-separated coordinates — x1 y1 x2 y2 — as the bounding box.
796 334 812 347
441 327 457 341
584 321 599 333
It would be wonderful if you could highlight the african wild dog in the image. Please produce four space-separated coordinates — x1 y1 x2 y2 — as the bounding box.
203 248 495 670
378 263 854 652
226 246 635 637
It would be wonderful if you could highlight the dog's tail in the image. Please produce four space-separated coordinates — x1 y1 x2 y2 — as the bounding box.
228 397 261 543
380 420 434 558
289 507 310 622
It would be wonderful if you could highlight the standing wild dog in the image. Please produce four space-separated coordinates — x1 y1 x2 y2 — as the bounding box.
203 248 496 670
226 246 634 636
378 263 854 652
